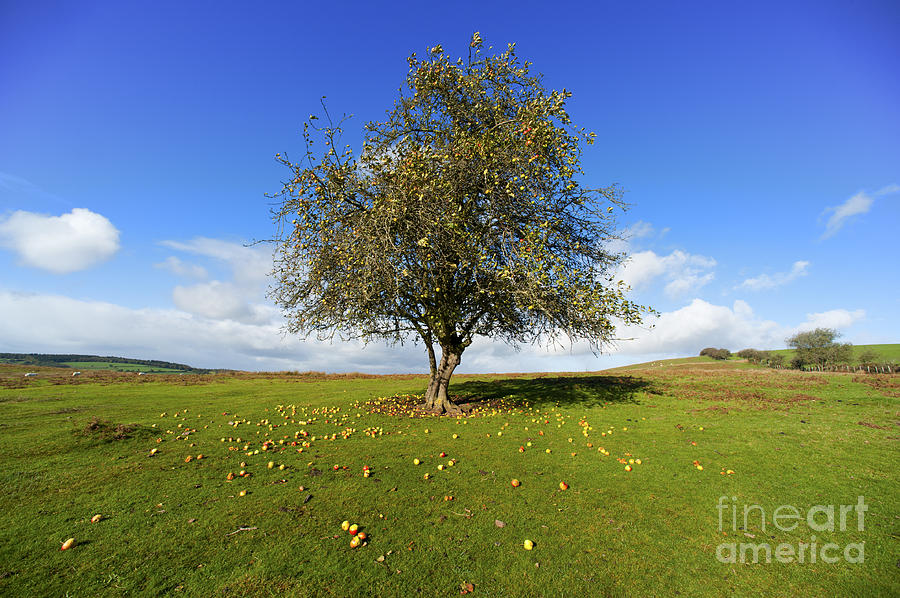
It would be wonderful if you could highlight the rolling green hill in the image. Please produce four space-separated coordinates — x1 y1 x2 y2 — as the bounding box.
0 353 211 373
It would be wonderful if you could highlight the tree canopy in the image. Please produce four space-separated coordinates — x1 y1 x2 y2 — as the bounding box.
269 34 650 412
785 327 852 369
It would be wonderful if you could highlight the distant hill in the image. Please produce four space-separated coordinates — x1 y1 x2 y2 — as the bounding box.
0 353 213 373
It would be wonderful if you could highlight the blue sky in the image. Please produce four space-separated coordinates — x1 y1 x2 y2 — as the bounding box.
1 0 897 372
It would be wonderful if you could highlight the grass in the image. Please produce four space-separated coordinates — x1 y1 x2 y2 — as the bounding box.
1 363 897 596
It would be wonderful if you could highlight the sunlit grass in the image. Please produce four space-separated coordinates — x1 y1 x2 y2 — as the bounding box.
0 365 896 596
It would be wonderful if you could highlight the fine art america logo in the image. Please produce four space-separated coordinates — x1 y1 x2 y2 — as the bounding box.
716 496 867 564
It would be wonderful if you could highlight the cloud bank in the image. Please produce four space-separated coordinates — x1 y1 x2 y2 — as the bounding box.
0 287 866 373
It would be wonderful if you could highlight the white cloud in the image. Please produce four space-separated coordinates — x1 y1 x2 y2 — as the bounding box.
625 220 655 240
0 208 120 273
618 249 716 298
821 192 872 239
820 185 896 239
606 221 660 255
155 256 208 279
158 238 274 324
796 308 865 332
171 281 279 325
160 238 271 287
737 260 810 291
613 299 781 355
172 281 253 321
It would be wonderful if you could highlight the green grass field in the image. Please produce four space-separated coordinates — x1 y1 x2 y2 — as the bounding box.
1 363 897 596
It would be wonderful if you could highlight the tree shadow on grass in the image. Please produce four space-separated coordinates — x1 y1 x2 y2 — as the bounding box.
452 374 656 410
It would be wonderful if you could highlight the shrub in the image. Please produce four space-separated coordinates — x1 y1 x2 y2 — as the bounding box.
736 348 765 363
700 347 731 360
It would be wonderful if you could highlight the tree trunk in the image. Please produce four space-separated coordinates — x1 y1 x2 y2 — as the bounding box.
423 345 463 414
424 338 439 403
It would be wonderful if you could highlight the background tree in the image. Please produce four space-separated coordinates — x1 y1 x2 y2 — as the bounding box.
269 34 650 413
736 348 765 363
857 349 879 368
785 328 852 370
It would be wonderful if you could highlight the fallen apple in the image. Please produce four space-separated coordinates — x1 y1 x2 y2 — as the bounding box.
559 482 569 490
511 479 520 487
61 538 75 551
90 514 102 523
523 539 534 550
341 520 350 531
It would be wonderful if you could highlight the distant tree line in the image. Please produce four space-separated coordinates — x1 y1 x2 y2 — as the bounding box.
698 329 897 373
0 353 210 373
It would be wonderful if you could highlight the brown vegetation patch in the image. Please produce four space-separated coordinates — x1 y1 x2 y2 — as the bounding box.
0 364 433 389
852 375 900 398
643 368 827 407
857 421 891 430
73 417 148 442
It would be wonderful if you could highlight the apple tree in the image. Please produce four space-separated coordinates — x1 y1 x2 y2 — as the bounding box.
785 327 852 369
269 34 650 413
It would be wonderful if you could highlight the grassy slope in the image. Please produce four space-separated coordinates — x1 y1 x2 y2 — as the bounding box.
0 364 897 597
